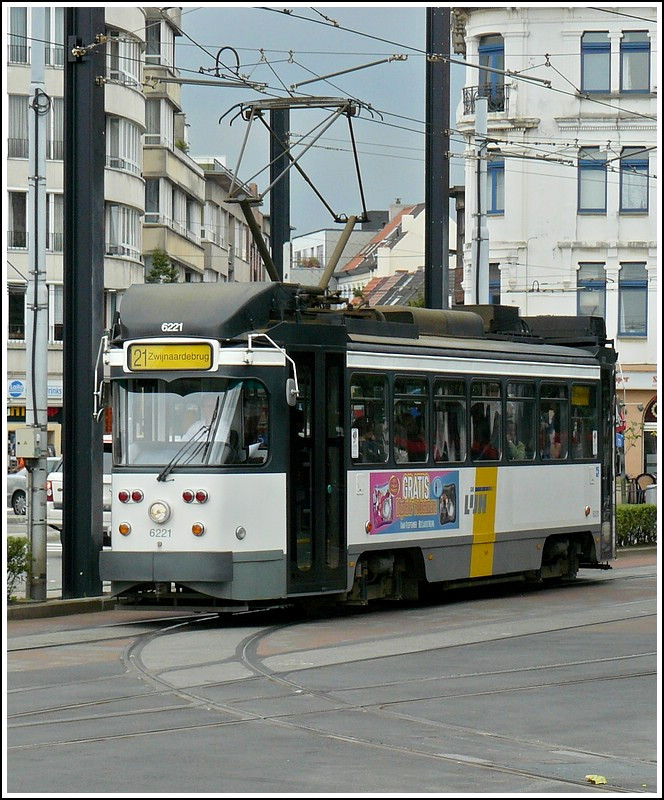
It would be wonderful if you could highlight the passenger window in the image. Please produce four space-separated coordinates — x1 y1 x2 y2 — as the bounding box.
350 374 388 465
471 380 501 461
571 384 598 458
433 378 466 462
393 376 428 463
540 384 569 460
506 382 536 461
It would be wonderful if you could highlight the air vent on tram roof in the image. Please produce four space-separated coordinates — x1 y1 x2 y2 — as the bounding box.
371 306 485 338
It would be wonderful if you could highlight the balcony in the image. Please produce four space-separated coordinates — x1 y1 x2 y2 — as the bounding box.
462 83 509 115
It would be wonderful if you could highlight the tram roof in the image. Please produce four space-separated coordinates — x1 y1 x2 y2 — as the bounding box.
112 281 614 367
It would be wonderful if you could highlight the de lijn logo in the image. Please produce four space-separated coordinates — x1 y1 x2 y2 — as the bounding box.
9 380 25 399
464 484 494 515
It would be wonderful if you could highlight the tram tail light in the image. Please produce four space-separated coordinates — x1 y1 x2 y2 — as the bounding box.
183 489 208 503
46 480 53 502
119 489 145 503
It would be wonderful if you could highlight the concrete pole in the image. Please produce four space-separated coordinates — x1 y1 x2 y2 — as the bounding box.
471 96 489 304
25 7 49 601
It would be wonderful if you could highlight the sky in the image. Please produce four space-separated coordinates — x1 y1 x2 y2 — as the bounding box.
173 4 465 235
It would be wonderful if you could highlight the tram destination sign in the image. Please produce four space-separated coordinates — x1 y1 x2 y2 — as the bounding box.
127 343 213 371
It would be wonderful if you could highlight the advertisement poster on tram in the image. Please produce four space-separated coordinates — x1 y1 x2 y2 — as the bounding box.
369 471 459 535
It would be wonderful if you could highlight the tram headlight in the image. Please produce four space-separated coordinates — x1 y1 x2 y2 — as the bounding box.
149 500 171 524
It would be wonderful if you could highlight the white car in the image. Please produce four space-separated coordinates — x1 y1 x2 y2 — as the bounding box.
46 449 113 545
7 457 60 515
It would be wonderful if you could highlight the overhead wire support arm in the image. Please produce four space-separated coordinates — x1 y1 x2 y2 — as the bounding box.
290 55 408 90
230 100 358 203
256 115 340 221
346 113 369 224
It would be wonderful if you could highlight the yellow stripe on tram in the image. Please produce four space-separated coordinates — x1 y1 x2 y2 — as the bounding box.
469 466 499 578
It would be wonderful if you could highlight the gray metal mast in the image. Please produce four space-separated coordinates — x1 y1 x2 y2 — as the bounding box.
425 7 450 310
62 7 105 597
472 96 489 304
24 7 49 601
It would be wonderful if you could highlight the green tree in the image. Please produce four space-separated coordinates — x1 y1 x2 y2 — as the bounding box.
146 247 179 284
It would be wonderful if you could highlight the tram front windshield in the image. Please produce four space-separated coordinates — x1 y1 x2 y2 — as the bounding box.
114 377 269 467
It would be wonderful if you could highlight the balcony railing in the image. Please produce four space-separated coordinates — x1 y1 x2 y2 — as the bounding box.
8 231 27 249
8 44 30 64
47 232 64 252
462 83 509 114
47 139 64 160
8 138 28 158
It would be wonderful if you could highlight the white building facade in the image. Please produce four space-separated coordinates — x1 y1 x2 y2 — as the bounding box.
453 6 658 480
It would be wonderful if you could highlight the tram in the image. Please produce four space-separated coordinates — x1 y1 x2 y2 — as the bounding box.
99 281 617 608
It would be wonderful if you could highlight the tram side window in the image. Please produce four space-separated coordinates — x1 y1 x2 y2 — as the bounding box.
393 376 428 464
571 383 598 458
540 383 569 460
433 378 466 462
350 373 388 464
506 382 536 461
471 380 502 461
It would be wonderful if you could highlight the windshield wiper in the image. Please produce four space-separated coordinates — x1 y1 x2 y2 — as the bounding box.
156 425 208 482
202 397 221 464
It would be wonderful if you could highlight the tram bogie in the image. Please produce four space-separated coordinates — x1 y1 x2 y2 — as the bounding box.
100 282 617 611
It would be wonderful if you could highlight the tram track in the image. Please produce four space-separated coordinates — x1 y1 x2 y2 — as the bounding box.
6 604 657 794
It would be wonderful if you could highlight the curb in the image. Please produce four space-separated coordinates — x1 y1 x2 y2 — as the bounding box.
6 595 117 620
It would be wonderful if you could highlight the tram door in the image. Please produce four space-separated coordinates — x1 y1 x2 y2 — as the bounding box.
288 351 346 595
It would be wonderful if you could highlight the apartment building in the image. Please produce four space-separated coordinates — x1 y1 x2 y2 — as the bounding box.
452 6 658 479
6 6 147 456
6 7 267 458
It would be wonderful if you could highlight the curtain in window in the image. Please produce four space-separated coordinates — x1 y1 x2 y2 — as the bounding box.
9 7 28 63
619 263 647 335
9 192 27 247
8 96 29 158
47 98 64 160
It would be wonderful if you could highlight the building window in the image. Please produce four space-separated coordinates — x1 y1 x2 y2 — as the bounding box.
105 204 141 259
49 284 64 341
44 7 65 67
478 34 505 111
487 158 504 214
145 98 174 148
620 147 648 212
8 192 27 248
46 194 64 252
621 31 650 92
9 284 26 340
577 263 606 318
107 117 142 174
46 97 64 160
9 7 29 64
107 29 141 87
578 147 606 213
581 31 610 92
618 263 647 337
489 263 501 304
145 18 175 67
8 95 28 158
145 179 161 224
